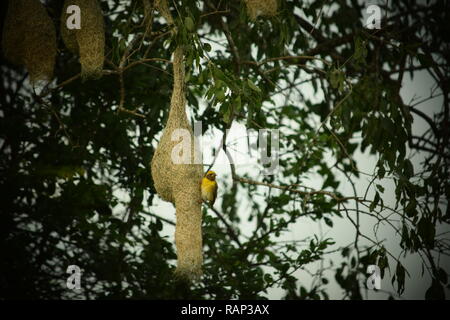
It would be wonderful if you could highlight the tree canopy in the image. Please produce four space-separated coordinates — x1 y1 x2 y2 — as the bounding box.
0 0 449 299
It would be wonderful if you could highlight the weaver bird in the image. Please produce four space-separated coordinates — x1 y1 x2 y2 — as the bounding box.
201 170 218 206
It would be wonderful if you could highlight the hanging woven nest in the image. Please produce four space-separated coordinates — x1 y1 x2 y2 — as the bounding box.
151 0 204 280
245 0 278 20
2 0 57 84
61 0 105 79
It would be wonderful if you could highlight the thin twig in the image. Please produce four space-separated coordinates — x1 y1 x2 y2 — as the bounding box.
208 205 242 247
234 176 359 203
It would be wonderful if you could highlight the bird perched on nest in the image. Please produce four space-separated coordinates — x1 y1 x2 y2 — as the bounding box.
201 170 218 206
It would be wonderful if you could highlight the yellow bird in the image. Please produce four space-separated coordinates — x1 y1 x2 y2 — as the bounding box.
201 170 218 206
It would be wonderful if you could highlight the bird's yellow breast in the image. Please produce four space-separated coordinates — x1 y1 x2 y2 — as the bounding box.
201 177 217 203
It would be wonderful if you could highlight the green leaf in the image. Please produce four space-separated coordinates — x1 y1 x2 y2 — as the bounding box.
222 106 231 124
203 43 212 52
216 89 225 102
381 117 395 135
353 36 368 66
342 247 350 257
185 17 195 32
378 165 386 179
425 279 445 300
405 199 417 217
329 69 344 90
370 192 380 212
247 79 261 93
264 273 273 283
214 67 228 82
417 53 433 68
417 217 435 248
438 268 448 284
378 255 389 278
395 263 406 294
404 159 414 178
234 95 242 112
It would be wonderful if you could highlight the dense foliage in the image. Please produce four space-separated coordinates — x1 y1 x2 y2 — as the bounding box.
1 0 449 299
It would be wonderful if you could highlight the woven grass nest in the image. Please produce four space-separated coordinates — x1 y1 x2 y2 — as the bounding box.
151 0 204 280
245 0 278 20
2 0 57 84
61 0 105 79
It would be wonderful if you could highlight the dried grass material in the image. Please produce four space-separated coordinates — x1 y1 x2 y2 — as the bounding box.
155 0 173 24
245 0 278 20
2 0 56 84
142 0 152 29
151 47 204 280
151 0 204 280
61 0 105 79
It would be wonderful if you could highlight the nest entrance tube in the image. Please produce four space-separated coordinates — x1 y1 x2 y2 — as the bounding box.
151 0 204 280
